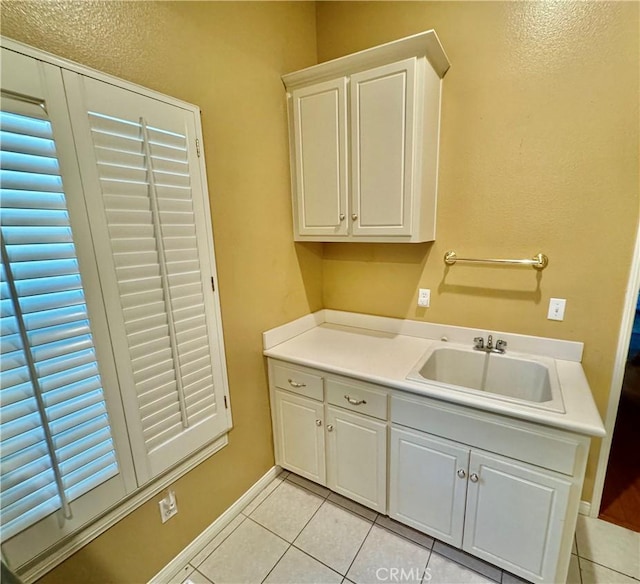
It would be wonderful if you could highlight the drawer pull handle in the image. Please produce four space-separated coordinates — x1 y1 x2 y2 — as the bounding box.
288 379 306 388
469 473 479 483
327 424 334 432
344 395 367 406
457 469 466 479
315 419 322 427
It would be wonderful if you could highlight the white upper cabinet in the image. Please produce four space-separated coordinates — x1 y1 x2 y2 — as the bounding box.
291 78 348 236
283 31 450 243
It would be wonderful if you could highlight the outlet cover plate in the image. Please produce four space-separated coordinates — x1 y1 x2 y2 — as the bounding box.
159 490 178 523
418 288 431 308
547 298 566 321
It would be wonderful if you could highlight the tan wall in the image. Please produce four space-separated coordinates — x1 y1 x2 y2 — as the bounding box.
2 1 639 580
0 2 321 582
316 1 640 500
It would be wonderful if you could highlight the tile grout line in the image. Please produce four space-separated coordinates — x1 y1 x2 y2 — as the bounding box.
287 491 382 578
187 514 248 570
257 492 333 584
577 555 640 581
283 478 498 584
259 539 292 584
290 543 347 580
276 474 395 580
342 514 378 581
291 498 358 580
243 475 288 516
188 475 287 577
576 555 584 584
190 567 214 584
420 547 433 584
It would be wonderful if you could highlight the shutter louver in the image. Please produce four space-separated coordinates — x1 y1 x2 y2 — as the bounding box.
0 109 119 540
66 74 230 481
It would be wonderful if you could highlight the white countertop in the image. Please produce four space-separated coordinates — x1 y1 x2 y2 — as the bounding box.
263 311 605 437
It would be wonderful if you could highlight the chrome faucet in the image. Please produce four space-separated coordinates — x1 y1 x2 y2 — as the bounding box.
473 335 507 354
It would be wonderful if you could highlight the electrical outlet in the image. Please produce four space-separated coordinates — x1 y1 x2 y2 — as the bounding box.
418 288 431 308
547 298 566 321
159 490 178 523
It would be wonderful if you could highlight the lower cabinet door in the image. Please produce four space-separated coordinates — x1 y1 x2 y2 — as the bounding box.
273 389 326 484
326 406 387 512
389 426 469 546
463 451 571 583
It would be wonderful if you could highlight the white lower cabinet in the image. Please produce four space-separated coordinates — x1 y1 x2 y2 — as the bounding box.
270 361 387 513
390 426 572 583
268 359 587 584
389 427 468 546
463 451 571 583
326 406 387 512
273 389 325 484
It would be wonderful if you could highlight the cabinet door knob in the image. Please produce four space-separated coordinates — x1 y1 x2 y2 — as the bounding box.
315 419 322 426
339 213 345 221
351 214 358 221
457 469 466 479
288 379 306 388
469 473 479 483
326 424 334 432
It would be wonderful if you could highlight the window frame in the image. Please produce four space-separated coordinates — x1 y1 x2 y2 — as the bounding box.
0 37 232 582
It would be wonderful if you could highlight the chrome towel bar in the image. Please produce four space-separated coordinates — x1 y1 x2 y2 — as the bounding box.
444 251 549 270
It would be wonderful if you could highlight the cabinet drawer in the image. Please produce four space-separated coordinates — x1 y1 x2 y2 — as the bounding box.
326 378 388 420
391 395 580 475
272 363 323 401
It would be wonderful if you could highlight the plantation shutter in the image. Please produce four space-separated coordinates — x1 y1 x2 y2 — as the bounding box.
0 56 124 546
63 73 231 483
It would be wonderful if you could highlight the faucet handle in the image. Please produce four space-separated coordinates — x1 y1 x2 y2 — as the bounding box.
496 339 508 352
473 336 484 349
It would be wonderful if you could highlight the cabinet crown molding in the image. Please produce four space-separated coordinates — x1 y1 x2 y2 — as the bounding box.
282 29 450 90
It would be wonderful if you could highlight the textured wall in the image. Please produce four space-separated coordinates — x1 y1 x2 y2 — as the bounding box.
2 1 639 579
316 1 639 500
1 2 320 582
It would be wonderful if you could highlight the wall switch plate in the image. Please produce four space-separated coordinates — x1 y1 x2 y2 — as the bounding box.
547 298 566 321
418 288 431 308
159 490 178 523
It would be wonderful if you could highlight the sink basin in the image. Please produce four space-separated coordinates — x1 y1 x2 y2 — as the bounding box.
406 344 565 413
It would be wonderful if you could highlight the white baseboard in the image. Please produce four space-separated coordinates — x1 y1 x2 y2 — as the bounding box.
579 500 592 516
149 465 281 584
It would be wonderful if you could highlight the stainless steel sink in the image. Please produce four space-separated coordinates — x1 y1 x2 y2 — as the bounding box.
406 343 565 413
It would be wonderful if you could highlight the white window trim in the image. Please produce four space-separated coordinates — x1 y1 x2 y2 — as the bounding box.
1 36 234 581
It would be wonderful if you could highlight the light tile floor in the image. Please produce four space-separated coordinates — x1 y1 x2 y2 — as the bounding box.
170 470 640 584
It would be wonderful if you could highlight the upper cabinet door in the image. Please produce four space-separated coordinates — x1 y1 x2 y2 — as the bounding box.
291 78 348 237
350 58 416 237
